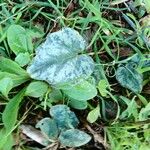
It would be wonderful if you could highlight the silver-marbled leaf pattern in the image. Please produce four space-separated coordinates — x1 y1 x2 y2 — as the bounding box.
59 129 91 147
50 105 79 130
27 28 94 86
116 65 143 93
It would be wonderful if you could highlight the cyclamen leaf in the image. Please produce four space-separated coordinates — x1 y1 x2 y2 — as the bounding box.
25 81 48 98
50 105 79 130
7 25 33 55
116 65 143 93
59 129 91 147
62 80 97 101
36 118 58 140
27 28 94 86
0 77 13 98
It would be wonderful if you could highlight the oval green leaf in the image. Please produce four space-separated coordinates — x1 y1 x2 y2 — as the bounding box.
87 105 100 123
7 25 33 55
25 81 48 98
0 77 13 98
69 99 87 110
62 80 97 101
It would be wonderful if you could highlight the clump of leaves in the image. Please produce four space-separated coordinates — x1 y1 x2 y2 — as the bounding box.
26 27 97 107
35 105 91 148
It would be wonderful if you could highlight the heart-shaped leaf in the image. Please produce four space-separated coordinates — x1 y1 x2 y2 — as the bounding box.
27 28 94 86
116 65 143 93
62 80 97 101
50 105 79 130
59 129 91 147
36 118 58 140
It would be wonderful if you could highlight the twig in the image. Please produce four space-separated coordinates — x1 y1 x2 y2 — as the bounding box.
85 124 110 149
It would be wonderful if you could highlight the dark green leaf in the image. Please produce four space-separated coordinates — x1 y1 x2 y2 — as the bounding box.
116 65 143 93
59 129 91 147
50 105 79 130
36 118 58 140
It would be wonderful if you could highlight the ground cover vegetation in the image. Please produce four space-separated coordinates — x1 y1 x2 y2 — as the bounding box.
0 0 150 149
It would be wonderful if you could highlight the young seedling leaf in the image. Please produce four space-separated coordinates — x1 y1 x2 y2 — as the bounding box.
59 129 91 147
87 105 100 123
62 80 97 101
0 77 13 98
27 28 94 86
36 118 58 140
15 52 30 67
98 79 108 97
25 81 48 98
50 105 79 130
116 65 143 93
7 24 33 55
